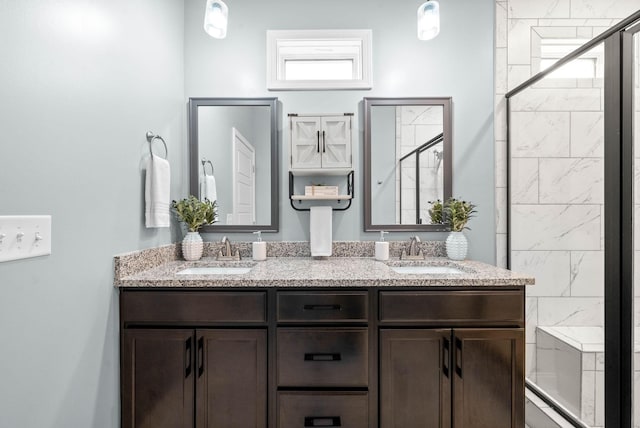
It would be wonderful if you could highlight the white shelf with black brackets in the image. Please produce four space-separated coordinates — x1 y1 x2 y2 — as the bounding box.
288 170 354 212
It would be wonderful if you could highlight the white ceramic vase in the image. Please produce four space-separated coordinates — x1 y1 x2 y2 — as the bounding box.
182 231 204 261
446 231 468 261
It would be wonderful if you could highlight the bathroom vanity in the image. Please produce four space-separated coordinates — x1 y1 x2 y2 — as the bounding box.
115 245 533 428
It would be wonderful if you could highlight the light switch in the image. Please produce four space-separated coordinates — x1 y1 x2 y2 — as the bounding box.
0 216 52 262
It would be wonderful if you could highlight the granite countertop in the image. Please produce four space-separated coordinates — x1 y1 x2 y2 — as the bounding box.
114 245 534 288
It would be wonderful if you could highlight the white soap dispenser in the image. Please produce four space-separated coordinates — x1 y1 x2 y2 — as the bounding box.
252 231 267 261
375 231 389 261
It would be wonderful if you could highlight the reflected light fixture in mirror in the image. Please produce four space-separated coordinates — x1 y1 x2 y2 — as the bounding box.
204 0 228 39
417 1 440 41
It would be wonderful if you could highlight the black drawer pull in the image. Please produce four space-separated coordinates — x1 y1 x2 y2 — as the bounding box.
197 336 205 378
455 337 463 378
304 416 341 427
303 304 342 311
442 337 449 378
304 353 342 362
185 337 192 378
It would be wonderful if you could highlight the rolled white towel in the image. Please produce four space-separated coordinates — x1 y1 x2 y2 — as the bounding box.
145 154 171 228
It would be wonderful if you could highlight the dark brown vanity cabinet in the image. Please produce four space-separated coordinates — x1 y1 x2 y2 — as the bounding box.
120 291 268 428
378 291 525 428
120 287 525 428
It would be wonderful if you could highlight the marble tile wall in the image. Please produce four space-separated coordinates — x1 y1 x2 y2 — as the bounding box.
494 0 639 410
396 106 444 224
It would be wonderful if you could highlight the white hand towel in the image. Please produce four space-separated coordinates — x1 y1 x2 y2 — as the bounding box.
200 174 217 202
200 174 218 222
310 206 332 257
145 154 171 228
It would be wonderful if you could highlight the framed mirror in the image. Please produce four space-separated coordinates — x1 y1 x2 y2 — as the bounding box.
188 97 279 232
364 97 452 231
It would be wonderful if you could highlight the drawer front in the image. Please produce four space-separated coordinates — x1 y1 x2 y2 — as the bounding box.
120 291 266 324
277 292 368 323
277 328 368 387
278 392 368 428
379 290 524 326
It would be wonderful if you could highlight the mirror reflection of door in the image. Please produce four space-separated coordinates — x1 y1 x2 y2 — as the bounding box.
232 128 256 225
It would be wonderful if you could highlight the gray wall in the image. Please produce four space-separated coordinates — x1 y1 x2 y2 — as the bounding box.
370 105 398 224
185 0 496 264
0 1 185 427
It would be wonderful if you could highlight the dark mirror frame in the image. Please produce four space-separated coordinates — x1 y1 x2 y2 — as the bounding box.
188 97 279 232
363 97 453 232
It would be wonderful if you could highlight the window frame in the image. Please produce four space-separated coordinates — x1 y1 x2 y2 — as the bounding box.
266 29 373 90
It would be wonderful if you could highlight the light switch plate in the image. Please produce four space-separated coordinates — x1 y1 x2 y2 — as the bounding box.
0 215 52 262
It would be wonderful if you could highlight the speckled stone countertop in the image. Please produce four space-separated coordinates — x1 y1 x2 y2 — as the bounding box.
114 242 534 288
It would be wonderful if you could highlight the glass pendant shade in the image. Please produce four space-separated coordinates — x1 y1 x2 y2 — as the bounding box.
204 0 228 39
417 1 440 41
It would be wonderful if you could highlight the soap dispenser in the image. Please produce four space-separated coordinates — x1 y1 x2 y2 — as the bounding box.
252 231 267 261
375 231 389 261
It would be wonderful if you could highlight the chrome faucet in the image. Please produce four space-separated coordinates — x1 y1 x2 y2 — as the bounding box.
400 235 424 260
217 236 241 261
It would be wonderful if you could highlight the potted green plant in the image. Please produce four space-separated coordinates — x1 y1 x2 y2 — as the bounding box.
172 196 217 261
427 199 444 225
429 197 477 260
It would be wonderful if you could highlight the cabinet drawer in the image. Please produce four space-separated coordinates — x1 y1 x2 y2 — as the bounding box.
277 291 368 323
278 391 368 428
379 290 524 326
277 328 368 387
120 291 266 324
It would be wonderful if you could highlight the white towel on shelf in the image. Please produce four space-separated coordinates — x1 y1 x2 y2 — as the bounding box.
145 154 171 228
310 206 332 257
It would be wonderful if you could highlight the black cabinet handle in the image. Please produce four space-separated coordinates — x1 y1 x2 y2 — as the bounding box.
455 337 463 378
197 336 204 378
303 304 342 311
317 131 320 153
304 353 342 362
322 131 326 153
304 416 341 427
185 337 192 378
442 337 449 378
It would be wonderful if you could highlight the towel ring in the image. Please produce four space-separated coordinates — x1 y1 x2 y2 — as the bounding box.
146 131 168 159
201 159 214 175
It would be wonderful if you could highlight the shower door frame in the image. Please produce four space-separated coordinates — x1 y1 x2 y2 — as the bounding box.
505 10 640 428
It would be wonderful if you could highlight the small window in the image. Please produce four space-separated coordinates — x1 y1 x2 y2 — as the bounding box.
267 30 373 90
539 38 603 79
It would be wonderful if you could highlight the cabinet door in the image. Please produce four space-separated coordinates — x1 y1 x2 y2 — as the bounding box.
380 329 451 428
452 329 524 428
321 116 351 168
196 329 267 428
291 117 322 169
122 329 195 428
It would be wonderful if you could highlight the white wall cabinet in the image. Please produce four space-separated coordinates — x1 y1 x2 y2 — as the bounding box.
290 115 352 171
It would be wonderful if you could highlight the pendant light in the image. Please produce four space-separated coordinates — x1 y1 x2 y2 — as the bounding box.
204 0 228 39
417 1 440 40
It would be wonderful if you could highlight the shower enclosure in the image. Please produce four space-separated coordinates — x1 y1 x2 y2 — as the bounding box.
506 10 640 428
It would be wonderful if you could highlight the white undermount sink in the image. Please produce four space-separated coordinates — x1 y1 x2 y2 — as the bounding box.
177 267 253 275
389 265 466 275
